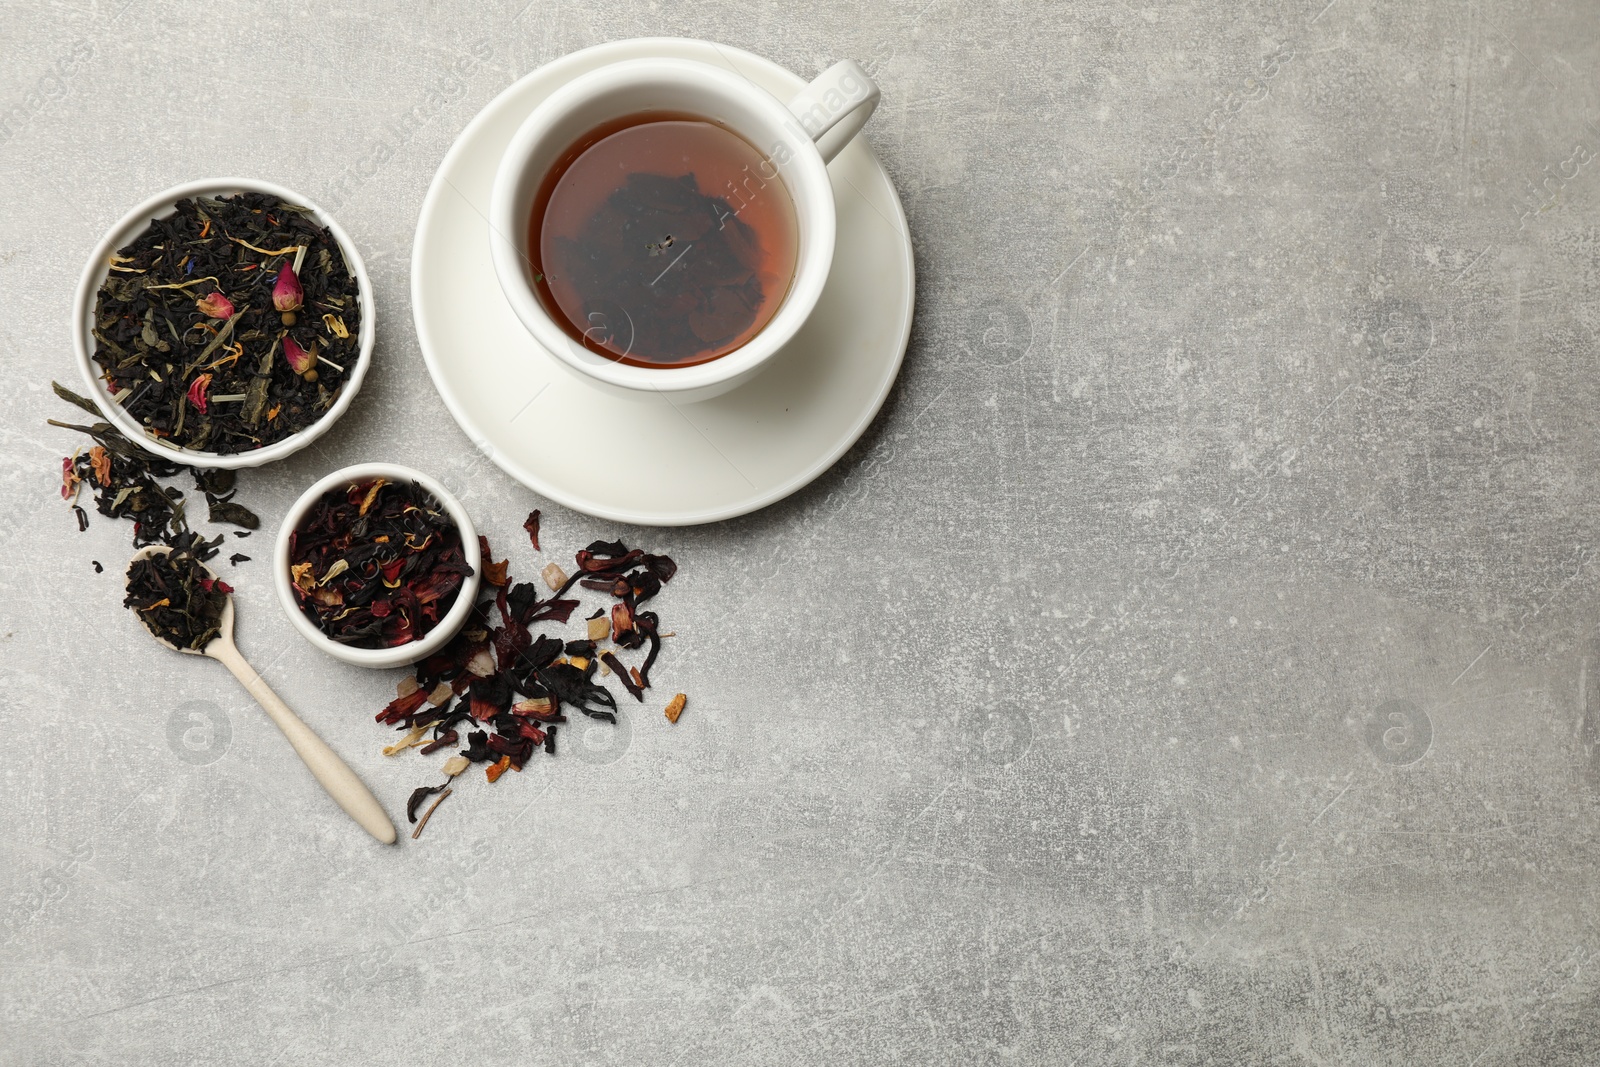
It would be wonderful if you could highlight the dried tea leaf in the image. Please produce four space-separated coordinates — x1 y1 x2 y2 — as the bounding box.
207 500 260 528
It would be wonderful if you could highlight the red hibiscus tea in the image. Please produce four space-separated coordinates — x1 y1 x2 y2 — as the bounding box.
527 113 800 368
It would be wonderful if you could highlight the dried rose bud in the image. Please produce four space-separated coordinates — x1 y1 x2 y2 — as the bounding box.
186 373 213 414
283 335 318 375
272 262 303 312
195 291 235 319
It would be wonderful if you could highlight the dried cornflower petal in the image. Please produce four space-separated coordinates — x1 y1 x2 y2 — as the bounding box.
542 561 568 590
195 291 234 319
273 262 303 312
664 693 687 724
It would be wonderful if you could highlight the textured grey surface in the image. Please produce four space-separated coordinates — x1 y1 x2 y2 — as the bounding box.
3 0 1600 1063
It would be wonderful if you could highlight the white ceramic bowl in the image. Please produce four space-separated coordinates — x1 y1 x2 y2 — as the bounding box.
72 178 375 469
489 58 839 403
273 463 482 669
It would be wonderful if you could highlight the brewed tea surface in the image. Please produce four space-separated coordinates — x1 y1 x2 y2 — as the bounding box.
530 117 799 366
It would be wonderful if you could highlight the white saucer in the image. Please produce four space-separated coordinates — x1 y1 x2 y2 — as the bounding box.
411 37 915 526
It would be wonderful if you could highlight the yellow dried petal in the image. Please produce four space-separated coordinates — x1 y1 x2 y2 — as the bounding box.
357 479 387 517
382 724 430 756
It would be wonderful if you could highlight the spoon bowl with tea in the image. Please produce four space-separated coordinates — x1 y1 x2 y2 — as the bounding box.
126 545 396 844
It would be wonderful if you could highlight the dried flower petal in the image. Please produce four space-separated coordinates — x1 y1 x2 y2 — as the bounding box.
611 601 634 641
382 723 431 756
89 446 112 488
356 478 385 517
283 335 317 375
195 291 234 319
60 456 80 501
479 536 510 586
273 262 303 311
512 696 554 718
664 693 687 724
523 510 541 551
186 373 212 414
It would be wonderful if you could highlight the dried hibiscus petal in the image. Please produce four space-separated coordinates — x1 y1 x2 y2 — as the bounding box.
407 783 448 823
600 652 643 702
523 509 541 551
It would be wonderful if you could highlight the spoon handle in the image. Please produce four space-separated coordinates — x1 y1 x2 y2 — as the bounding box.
210 641 397 844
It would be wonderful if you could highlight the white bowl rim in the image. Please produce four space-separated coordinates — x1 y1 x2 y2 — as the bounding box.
272 462 482 670
71 177 375 470
487 57 837 395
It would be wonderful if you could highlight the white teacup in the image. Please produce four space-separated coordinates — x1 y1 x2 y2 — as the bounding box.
489 54 880 403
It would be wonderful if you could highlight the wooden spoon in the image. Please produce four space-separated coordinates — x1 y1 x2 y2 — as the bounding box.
129 547 396 844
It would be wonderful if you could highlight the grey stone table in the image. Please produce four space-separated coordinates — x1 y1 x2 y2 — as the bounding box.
3 1 1598 1063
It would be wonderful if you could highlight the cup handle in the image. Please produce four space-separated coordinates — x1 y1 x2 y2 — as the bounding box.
786 59 881 165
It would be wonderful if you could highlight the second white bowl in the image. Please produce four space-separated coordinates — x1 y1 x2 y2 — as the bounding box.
273 463 482 669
